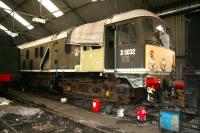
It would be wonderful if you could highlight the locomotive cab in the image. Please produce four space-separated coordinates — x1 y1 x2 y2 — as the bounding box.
114 17 175 73
105 15 175 103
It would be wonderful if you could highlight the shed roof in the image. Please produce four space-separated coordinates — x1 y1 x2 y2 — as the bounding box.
18 9 162 49
0 0 199 45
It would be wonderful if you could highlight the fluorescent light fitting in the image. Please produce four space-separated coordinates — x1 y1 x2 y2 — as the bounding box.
10 32 18 37
0 24 18 37
37 0 63 18
32 17 46 24
0 1 34 30
13 12 34 30
0 1 12 14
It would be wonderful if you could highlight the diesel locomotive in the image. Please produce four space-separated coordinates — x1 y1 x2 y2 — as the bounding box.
18 9 175 104
0 43 19 89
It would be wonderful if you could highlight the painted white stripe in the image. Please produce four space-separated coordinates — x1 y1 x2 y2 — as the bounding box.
104 69 114 73
116 68 149 74
116 68 172 75
20 69 76 72
116 68 148 71
148 71 172 75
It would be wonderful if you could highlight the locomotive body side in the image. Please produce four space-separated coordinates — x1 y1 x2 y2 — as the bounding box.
20 38 81 71
19 20 105 73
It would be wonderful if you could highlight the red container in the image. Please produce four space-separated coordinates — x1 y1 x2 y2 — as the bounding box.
136 107 147 121
0 74 13 82
173 80 184 90
146 78 160 90
92 99 101 112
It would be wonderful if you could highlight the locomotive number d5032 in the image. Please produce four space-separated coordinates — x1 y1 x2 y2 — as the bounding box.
120 48 136 56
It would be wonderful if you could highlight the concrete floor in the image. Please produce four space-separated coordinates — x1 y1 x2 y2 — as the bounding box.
6 90 200 133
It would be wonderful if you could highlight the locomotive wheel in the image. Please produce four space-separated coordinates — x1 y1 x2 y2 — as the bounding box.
115 84 130 104
105 104 113 115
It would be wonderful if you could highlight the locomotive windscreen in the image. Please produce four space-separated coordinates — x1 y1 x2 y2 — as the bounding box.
116 17 171 69
142 17 172 49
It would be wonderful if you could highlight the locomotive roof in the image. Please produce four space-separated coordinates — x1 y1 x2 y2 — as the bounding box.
18 9 160 49
105 9 160 25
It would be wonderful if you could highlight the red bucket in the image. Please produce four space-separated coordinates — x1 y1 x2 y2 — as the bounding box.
136 107 147 121
0 74 13 82
92 99 101 112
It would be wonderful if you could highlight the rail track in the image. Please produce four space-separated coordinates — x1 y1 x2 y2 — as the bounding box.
1 93 117 133
2 89 200 133
3 89 163 133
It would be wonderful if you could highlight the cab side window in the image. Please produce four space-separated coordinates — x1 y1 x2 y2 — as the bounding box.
65 44 71 54
118 23 129 45
118 21 137 45
143 18 154 33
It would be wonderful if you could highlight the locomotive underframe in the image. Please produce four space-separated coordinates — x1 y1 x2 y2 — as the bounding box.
21 72 147 104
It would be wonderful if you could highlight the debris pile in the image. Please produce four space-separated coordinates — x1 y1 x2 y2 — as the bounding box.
15 106 42 116
0 97 11 106
0 105 42 118
0 97 104 133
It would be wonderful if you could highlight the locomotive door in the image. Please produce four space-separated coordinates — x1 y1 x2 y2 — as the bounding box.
49 41 58 70
115 20 142 69
105 25 115 69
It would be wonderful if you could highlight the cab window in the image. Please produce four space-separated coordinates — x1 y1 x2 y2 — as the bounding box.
118 22 137 46
65 44 71 54
143 18 154 33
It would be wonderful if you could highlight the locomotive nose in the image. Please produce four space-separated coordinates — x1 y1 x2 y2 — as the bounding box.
145 44 175 74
